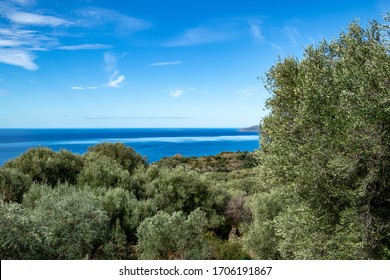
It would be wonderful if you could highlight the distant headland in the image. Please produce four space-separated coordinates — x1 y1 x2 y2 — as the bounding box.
239 125 260 133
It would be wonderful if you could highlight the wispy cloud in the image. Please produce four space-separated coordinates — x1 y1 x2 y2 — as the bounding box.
164 26 238 47
103 52 126 88
237 86 261 99
0 3 150 71
164 18 265 47
7 0 36 6
284 26 300 47
269 42 284 53
0 26 56 70
149 60 182 66
75 7 151 35
0 39 24 47
169 89 184 98
0 27 58 50
249 19 264 42
58 44 113 51
103 51 117 73
0 48 38 70
70 86 98 90
108 72 125 88
7 11 71 27
166 86 206 98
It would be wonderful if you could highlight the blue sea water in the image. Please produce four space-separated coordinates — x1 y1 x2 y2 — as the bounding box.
0 128 259 166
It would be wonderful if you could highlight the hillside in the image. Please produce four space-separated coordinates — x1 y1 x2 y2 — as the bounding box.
153 151 258 172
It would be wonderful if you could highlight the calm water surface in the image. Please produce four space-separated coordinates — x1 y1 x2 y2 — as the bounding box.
0 128 259 166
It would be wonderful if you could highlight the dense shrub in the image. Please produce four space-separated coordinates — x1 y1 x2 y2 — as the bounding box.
144 166 211 214
0 167 32 203
136 209 211 259
30 184 110 259
87 142 146 175
101 187 157 241
5 147 83 186
77 153 132 190
0 202 49 259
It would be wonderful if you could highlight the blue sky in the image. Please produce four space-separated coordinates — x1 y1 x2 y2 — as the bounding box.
0 0 388 128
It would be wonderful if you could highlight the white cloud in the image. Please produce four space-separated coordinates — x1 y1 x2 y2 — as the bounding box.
149 60 182 66
164 18 266 47
7 12 71 27
0 48 38 70
237 86 261 99
164 26 238 47
0 27 58 50
249 19 264 42
169 89 184 98
269 42 283 53
103 53 125 88
70 86 98 90
0 39 24 47
7 0 35 6
108 74 125 88
104 51 117 72
58 44 113 51
75 8 151 35
0 4 149 71
284 26 300 46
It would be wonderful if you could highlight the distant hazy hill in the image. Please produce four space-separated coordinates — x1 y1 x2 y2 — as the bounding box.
239 125 260 132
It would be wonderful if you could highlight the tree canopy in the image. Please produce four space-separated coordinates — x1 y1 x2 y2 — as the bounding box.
246 18 390 259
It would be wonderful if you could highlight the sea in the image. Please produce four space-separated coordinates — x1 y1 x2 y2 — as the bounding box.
0 128 259 166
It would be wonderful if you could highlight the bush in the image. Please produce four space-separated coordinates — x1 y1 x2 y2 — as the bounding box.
0 202 49 259
144 166 211 214
5 147 83 186
0 167 32 203
136 209 211 259
87 142 146 175
77 153 131 190
242 191 283 259
206 234 250 260
101 187 156 242
101 219 130 260
31 184 110 259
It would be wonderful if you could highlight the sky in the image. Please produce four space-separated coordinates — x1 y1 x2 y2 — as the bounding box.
0 0 388 128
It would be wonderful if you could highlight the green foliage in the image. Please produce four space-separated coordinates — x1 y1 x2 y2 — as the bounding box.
101 219 130 260
0 202 49 259
101 187 157 242
0 167 32 203
144 166 212 214
155 151 258 172
253 18 390 259
87 142 146 175
22 182 52 209
243 190 283 259
1 135 261 259
136 209 211 259
30 184 110 259
206 234 250 260
77 153 132 190
5 147 83 186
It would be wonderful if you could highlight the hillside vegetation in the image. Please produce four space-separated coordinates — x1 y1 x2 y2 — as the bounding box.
1 16 390 259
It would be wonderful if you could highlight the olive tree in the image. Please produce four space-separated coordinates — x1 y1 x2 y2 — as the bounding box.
5 147 83 186
248 18 390 259
136 209 211 259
